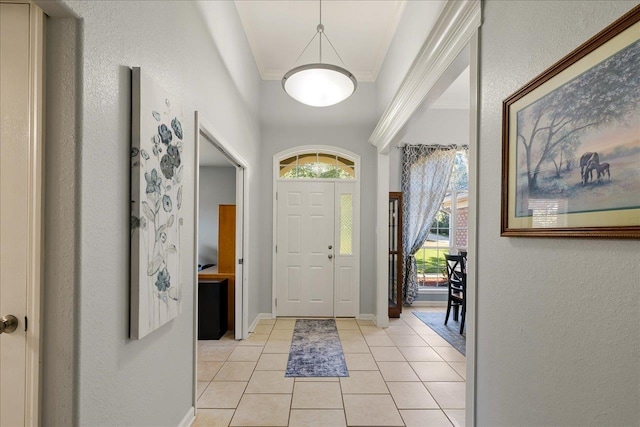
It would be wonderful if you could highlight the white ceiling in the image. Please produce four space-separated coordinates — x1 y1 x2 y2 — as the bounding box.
234 0 406 82
200 137 235 168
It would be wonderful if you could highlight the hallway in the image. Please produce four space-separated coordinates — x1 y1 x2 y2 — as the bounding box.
195 307 465 427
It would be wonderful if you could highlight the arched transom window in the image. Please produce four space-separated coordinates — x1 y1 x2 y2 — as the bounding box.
278 151 356 179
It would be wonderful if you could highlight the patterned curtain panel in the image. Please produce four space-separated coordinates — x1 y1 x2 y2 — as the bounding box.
401 145 458 304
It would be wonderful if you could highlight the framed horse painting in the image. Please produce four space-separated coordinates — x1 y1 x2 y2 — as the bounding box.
501 5 640 238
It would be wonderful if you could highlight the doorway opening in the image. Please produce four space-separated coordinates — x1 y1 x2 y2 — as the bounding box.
195 115 248 338
193 112 249 410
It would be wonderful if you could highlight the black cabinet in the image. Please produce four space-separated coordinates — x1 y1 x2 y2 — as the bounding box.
198 279 228 340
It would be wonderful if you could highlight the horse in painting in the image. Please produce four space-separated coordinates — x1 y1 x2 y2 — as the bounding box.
580 152 600 185
597 162 610 181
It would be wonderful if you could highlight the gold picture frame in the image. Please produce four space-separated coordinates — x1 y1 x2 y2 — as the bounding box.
501 5 640 238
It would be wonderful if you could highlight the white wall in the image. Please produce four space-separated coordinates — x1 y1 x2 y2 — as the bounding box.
375 0 445 116
259 81 378 315
198 167 236 266
477 1 640 425
42 1 262 425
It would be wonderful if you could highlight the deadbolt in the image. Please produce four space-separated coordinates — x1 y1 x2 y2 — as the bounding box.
0 315 18 334
328 245 333 250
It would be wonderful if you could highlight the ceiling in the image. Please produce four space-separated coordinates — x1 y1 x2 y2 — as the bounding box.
231 0 469 110
234 0 406 82
200 137 235 168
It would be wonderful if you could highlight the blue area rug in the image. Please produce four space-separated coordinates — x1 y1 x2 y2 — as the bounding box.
413 312 466 356
285 319 349 377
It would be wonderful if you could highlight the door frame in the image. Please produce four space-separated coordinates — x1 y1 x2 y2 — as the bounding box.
193 112 250 410
272 145 361 318
0 2 45 425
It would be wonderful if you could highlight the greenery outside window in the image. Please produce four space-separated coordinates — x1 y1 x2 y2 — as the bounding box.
279 152 355 179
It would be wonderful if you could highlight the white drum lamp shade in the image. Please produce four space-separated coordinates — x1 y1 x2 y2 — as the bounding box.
282 63 357 107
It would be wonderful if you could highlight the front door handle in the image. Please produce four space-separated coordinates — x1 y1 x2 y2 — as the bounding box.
0 315 18 334
328 254 333 260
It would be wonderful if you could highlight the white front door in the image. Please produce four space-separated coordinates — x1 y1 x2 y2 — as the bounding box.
276 181 335 316
1 3 43 426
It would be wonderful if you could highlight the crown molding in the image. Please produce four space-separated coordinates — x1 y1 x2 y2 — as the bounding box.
369 0 481 153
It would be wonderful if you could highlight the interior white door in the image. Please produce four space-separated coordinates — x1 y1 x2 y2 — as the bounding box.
276 181 335 316
1 3 41 426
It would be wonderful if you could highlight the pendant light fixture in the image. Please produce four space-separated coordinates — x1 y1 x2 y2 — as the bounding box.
282 0 357 107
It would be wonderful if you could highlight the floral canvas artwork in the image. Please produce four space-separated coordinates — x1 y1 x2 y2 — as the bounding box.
130 67 184 339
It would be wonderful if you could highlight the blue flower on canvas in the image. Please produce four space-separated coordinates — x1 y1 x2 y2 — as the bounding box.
171 118 183 140
145 169 162 194
162 195 172 212
151 135 161 156
158 124 172 145
167 145 181 168
160 154 174 179
155 267 171 292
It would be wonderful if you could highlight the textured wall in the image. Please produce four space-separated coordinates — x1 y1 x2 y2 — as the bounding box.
198 167 236 266
477 1 640 425
259 81 378 316
47 1 262 425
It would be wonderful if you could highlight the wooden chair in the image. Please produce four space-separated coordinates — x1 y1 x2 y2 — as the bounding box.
444 254 466 334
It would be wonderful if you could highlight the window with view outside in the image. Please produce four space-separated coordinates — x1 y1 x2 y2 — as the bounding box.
279 152 355 179
416 150 468 289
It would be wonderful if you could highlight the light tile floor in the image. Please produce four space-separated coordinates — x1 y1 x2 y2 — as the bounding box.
194 306 465 427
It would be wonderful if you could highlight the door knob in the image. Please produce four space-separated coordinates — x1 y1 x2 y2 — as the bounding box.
0 315 18 334
328 254 333 259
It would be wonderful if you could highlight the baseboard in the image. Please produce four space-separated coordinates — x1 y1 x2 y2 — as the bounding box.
358 313 376 322
248 313 272 332
178 406 195 427
410 301 447 307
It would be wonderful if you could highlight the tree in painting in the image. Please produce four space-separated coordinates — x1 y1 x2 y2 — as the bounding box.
516 38 640 215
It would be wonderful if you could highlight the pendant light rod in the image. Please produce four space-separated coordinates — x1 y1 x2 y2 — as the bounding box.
289 0 347 69
319 0 322 63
